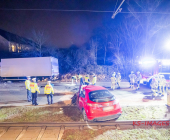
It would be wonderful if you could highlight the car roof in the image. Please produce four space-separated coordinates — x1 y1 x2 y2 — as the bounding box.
82 85 106 93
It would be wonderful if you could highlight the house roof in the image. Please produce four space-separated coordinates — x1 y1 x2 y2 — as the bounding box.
0 29 37 46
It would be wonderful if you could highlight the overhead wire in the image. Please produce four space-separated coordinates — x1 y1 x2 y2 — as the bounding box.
0 8 170 14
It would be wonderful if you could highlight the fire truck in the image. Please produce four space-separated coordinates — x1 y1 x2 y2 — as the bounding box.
139 58 170 86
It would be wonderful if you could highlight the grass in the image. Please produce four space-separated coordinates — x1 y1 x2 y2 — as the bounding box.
62 128 170 140
94 128 170 140
0 105 167 122
117 106 167 120
0 106 83 122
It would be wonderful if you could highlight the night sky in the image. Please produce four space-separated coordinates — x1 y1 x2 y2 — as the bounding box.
0 0 123 48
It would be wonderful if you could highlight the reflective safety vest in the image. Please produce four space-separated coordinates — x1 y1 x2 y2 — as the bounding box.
92 76 97 84
44 84 54 94
25 80 30 90
30 82 40 93
116 75 121 82
129 74 136 81
78 75 82 79
111 77 116 83
85 76 89 83
136 74 142 81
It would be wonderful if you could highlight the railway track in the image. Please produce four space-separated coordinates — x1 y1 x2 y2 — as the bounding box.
0 119 169 140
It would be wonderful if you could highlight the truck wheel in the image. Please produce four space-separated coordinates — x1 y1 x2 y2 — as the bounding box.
83 109 88 121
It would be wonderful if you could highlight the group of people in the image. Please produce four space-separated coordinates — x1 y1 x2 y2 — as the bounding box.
129 71 142 90
72 73 97 85
150 74 168 97
25 76 54 105
110 72 121 90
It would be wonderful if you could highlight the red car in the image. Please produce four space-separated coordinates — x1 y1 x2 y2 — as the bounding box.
74 85 122 121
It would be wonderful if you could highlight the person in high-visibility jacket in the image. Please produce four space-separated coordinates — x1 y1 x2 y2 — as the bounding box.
72 75 77 84
129 71 136 89
161 75 167 96
111 73 116 90
78 74 84 85
136 71 142 90
92 73 97 85
150 78 158 97
116 73 121 89
44 81 54 105
25 76 31 102
158 75 164 95
30 78 40 106
85 74 90 85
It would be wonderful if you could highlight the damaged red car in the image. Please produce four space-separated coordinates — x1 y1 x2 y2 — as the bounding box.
72 85 122 121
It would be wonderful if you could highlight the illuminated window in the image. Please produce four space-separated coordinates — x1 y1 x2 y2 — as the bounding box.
17 45 21 53
12 45 16 52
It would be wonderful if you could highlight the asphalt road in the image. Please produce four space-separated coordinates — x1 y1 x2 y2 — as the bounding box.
0 81 167 107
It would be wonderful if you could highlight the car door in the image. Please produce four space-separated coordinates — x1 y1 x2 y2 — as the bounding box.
79 89 85 110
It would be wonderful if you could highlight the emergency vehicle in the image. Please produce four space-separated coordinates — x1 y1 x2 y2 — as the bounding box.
140 59 170 86
72 85 122 121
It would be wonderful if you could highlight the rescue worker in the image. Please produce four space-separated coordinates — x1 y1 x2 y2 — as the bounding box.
72 75 77 85
158 75 164 96
44 81 54 105
162 75 167 96
116 72 121 89
85 74 90 85
78 74 84 85
25 76 31 102
92 73 97 85
129 71 136 89
30 78 40 105
111 73 116 90
150 78 158 97
136 71 142 90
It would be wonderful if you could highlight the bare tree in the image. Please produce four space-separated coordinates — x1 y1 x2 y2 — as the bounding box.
30 29 49 57
127 0 170 57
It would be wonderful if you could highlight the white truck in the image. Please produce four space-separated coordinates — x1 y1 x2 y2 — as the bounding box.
0 57 59 80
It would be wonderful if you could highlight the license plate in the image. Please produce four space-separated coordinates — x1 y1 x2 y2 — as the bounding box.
103 106 114 111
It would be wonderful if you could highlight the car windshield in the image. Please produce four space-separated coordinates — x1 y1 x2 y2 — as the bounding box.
89 90 115 103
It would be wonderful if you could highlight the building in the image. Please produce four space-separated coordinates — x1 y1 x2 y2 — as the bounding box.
0 29 37 58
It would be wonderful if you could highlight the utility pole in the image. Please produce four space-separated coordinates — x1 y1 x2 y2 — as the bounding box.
112 0 125 19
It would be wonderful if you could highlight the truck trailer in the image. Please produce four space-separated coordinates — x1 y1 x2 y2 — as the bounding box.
0 57 59 80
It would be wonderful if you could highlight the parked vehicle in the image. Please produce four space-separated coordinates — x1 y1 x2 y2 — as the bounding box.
0 57 59 80
72 85 122 121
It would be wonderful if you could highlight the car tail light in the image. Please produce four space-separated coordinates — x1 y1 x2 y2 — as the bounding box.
87 103 99 107
113 99 119 105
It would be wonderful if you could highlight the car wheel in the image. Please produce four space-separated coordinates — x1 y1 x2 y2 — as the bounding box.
83 109 88 121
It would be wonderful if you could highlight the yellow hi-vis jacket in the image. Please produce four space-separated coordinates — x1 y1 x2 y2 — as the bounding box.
111 76 116 83
44 84 54 94
92 76 97 84
30 82 40 93
85 76 90 83
78 75 82 79
25 80 30 90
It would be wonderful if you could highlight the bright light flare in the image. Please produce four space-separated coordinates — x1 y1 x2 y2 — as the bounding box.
139 57 156 68
165 40 170 50
161 59 170 66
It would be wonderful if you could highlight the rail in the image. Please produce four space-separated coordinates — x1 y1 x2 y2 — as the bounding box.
0 119 169 140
